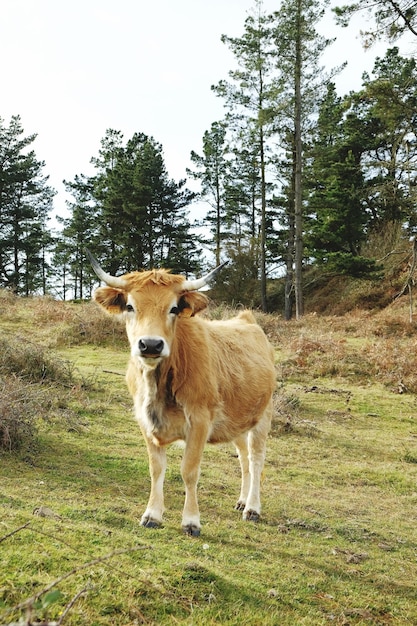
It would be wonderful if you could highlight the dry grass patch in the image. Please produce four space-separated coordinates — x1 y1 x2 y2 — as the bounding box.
0 289 125 348
262 302 417 393
0 335 76 385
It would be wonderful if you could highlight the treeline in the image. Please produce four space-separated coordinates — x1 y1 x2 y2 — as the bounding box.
1 0 416 315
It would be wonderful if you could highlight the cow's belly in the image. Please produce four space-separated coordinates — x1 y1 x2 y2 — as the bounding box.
207 415 259 444
206 402 263 444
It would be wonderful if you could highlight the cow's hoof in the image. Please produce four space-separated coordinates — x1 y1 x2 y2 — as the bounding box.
243 509 260 522
235 500 245 511
141 517 162 529
182 524 201 537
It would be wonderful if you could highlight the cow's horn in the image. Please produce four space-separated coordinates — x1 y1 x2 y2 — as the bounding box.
182 261 228 291
86 249 127 288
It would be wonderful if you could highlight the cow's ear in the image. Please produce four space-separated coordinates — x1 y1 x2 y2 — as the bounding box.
178 291 209 317
94 286 127 314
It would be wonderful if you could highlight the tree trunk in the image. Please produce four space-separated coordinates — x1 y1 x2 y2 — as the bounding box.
294 0 304 319
260 124 268 312
215 190 221 266
285 156 296 320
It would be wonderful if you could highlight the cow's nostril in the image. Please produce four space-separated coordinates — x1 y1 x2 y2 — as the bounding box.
139 338 164 356
154 340 164 354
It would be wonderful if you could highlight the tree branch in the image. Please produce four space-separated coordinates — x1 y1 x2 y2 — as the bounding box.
394 237 417 323
1 544 151 621
0 522 31 544
57 586 90 625
387 0 417 36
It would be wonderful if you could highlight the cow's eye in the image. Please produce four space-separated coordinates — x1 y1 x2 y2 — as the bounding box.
169 306 179 316
126 304 134 313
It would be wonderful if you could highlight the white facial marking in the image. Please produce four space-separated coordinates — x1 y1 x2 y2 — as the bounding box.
125 294 170 366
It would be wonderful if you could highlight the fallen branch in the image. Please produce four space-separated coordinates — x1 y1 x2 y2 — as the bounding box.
102 369 125 376
1 544 151 626
57 586 91 626
0 522 31 544
376 249 405 263
14 545 150 612
4 622 58 626
39 525 150 581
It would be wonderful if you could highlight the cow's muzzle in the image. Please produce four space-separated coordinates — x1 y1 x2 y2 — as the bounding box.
138 337 165 358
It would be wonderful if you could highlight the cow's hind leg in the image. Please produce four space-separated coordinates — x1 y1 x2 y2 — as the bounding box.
242 402 272 522
140 435 167 529
234 433 250 512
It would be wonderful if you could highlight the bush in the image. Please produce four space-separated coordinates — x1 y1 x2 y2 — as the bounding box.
55 301 126 347
0 335 75 385
0 335 92 451
320 252 382 278
0 290 126 348
0 375 48 450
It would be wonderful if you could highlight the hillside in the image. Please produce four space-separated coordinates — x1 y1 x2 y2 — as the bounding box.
303 230 416 316
0 289 417 625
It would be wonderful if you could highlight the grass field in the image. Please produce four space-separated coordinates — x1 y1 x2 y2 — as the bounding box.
1 292 417 625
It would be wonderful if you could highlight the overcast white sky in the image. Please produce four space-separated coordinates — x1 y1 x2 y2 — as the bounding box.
1 0 415 224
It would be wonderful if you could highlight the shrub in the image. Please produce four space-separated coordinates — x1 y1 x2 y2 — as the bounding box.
0 335 93 451
321 252 383 278
0 335 75 385
55 301 126 347
0 375 48 450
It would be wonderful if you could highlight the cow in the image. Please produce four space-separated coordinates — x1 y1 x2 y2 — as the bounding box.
87 250 276 536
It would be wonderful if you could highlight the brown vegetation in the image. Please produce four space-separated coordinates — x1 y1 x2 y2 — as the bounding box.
0 376 44 450
259 303 417 393
0 289 125 348
0 315 99 451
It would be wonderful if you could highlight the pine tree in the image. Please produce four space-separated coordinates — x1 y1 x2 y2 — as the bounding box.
271 0 338 318
187 121 228 266
306 48 417 276
211 1 276 311
63 129 199 293
0 115 55 294
54 175 98 299
306 84 375 275
188 120 265 293
90 129 126 273
354 47 417 228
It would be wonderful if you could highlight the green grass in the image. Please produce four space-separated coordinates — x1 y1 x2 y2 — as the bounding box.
1 297 417 625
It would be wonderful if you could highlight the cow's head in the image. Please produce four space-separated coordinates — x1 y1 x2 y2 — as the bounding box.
87 251 226 369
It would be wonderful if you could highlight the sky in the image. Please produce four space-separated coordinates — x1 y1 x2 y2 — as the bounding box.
1 0 416 226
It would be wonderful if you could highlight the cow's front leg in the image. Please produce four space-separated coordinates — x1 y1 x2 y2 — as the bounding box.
181 418 210 536
140 435 167 529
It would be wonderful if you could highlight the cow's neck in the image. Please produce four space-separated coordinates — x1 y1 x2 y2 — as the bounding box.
141 360 173 431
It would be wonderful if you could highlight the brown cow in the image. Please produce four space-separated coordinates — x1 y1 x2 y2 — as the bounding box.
88 251 276 536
